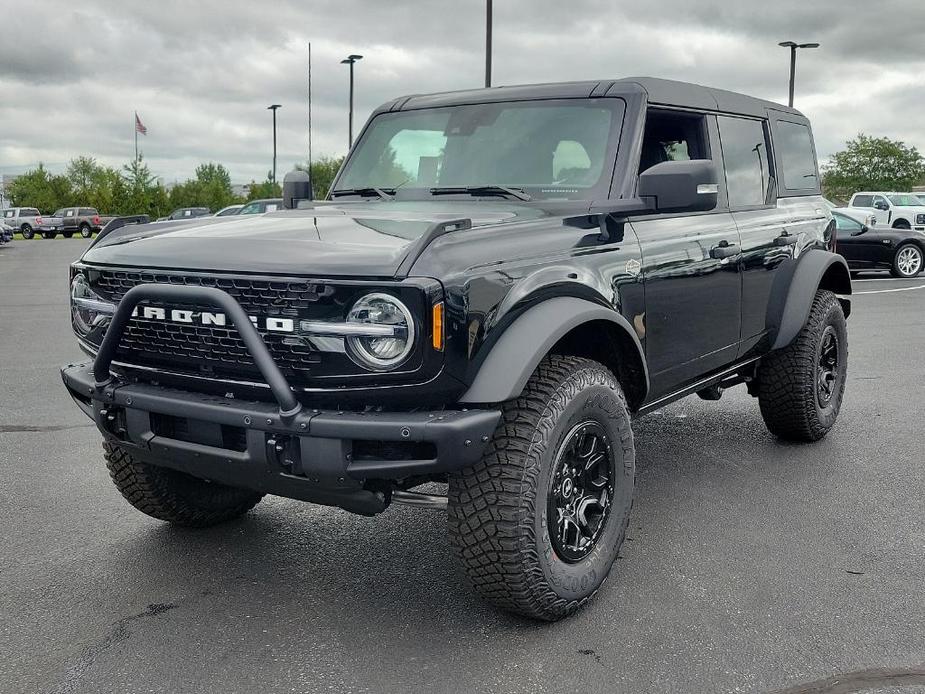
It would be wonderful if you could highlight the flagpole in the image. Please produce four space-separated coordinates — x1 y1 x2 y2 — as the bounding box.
308 42 313 175
134 111 138 163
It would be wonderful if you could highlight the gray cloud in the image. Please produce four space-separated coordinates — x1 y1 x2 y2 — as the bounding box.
2 0 925 184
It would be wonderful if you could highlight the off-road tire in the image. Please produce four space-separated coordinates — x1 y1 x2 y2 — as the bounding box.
42 230 57 239
758 290 847 442
21 224 34 239
103 441 263 527
448 355 635 621
79 223 92 238
890 243 923 278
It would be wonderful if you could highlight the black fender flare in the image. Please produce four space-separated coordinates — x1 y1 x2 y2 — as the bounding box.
769 249 852 351
459 297 649 404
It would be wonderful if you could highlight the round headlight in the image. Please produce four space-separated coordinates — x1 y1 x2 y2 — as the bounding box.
345 293 415 370
71 274 115 338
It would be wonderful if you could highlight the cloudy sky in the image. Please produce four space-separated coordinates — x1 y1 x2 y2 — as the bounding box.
2 0 924 185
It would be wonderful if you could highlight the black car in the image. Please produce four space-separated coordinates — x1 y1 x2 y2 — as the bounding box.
0 222 14 243
62 77 851 621
834 210 925 277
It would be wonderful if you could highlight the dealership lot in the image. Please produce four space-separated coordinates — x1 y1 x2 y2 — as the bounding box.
1 240 923 693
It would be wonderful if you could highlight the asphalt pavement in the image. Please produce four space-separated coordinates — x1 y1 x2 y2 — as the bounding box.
1 239 923 694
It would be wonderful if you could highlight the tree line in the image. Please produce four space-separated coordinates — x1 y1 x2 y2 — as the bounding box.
6 155 345 217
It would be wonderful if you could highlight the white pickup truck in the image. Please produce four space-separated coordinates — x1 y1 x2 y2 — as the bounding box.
848 192 925 230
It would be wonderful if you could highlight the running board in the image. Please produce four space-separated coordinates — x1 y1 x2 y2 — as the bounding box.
635 357 761 416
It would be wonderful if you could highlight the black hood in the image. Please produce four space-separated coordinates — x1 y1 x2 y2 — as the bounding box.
82 201 550 277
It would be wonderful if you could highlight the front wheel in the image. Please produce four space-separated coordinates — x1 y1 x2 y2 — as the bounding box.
104 442 264 526
21 224 34 239
448 355 635 621
758 290 847 442
891 243 923 278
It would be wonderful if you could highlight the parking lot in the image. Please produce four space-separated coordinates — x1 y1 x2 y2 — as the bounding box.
1 238 923 693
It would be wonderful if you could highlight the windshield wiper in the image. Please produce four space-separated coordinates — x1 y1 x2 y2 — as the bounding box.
330 187 395 201
429 185 532 202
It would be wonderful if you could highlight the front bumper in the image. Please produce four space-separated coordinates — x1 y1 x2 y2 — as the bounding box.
62 361 499 514
62 282 498 515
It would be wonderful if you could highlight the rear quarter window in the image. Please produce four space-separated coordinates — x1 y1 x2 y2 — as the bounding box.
773 120 819 192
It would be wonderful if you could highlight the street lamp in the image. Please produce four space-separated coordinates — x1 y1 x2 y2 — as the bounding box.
267 104 282 184
340 54 363 148
778 41 820 108
485 0 493 88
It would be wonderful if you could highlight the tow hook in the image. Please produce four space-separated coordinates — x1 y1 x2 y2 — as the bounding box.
266 434 301 474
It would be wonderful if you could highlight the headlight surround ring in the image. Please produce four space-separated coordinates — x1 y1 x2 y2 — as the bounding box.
344 292 416 371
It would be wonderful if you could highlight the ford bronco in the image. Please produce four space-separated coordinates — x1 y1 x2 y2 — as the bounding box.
61 77 850 620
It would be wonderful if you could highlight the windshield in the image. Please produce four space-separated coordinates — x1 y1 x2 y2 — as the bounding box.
888 194 923 206
335 99 625 201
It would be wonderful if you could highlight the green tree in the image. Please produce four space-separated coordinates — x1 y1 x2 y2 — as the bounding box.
294 155 346 199
167 162 238 212
119 156 163 217
245 177 282 201
7 164 74 212
822 134 925 202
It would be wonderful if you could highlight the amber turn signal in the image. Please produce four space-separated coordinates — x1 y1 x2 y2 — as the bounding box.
432 302 444 351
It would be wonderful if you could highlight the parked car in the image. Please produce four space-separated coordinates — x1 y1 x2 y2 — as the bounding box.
62 77 850 621
38 207 104 239
823 198 875 228
847 192 925 230
0 222 14 243
238 198 283 215
158 207 211 222
1 207 43 239
833 210 925 277
213 204 244 217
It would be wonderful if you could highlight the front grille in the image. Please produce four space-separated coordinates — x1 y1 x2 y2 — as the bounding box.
91 269 342 385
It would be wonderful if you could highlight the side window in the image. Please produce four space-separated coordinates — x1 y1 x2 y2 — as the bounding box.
265 203 279 212
3 210 13 219
65 209 75 217
775 120 818 190
639 110 708 173
717 116 770 208
834 214 862 234
851 195 873 208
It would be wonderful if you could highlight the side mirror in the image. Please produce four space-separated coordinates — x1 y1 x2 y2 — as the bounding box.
850 224 869 236
874 201 889 211
637 159 718 213
283 169 314 209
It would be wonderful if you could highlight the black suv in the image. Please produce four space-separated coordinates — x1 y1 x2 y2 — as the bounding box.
61 78 851 621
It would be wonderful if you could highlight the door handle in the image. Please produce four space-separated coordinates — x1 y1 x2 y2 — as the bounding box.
775 232 798 246
710 242 739 259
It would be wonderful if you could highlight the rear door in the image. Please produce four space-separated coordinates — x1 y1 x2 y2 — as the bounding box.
633 109 742 398
716 114 789 356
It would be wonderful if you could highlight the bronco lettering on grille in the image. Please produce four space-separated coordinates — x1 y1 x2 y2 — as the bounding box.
130 305 295 333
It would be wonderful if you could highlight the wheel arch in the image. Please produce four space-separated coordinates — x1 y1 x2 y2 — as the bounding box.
769 250 851 351
459 297 649 410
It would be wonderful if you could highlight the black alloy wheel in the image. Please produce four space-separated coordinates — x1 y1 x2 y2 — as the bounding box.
547 421 615 563
816 326 840 408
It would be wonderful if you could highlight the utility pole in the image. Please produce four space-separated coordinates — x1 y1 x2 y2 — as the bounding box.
308 42 313 175
485 0 493 87
267 104 281 184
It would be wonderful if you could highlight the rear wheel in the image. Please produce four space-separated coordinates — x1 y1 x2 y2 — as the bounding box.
103 441 264 527
758 290 847 442
21 224 34 239
448 355 635 621
890 244 923 278
79 223 92 238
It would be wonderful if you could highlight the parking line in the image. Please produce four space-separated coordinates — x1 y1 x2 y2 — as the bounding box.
855 283 925 295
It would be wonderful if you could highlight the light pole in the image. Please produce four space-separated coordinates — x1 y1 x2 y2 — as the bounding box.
340 54 363 148
485 0 492 88
778 41 819 108
267 104 281 184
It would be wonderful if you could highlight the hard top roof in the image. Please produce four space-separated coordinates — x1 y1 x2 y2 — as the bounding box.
376 76 803 120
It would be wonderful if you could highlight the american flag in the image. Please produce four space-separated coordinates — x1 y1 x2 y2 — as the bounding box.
135 112 147 136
